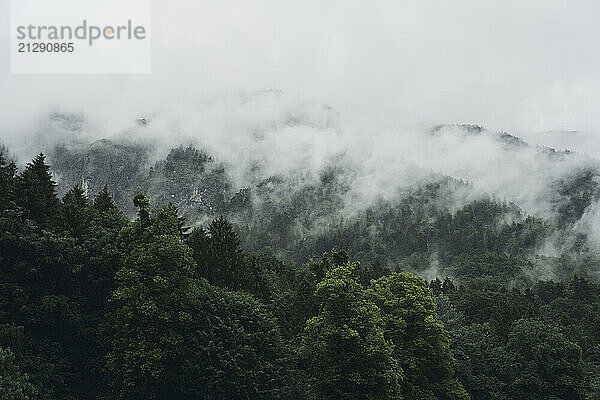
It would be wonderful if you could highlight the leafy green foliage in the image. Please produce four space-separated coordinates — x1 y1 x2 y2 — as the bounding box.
105 200 294 399
437 277 598 400
369 273 469 399
0 347 36 400
505 319 585 399
105 219 197 399
300 263 402 400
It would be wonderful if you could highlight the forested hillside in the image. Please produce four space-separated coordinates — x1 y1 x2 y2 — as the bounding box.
1 148 600 399
42 120 600 287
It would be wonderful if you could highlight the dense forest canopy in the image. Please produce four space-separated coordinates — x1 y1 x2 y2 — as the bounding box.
2 0 600 396
1 130 600 399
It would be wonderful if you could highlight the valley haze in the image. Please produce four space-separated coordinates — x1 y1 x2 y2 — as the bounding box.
1 2 600 400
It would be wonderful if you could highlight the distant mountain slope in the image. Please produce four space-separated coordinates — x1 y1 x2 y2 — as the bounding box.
32 121 600 284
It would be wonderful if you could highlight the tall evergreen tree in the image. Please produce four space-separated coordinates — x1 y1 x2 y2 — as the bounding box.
177 216 190 241
186 227 211 276
60 185 90 238
93 184 117 212
208 216 241 255
0 152 17 211
16 153 59 227
188 216 247 290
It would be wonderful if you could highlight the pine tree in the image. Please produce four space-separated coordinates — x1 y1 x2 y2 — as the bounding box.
60 185 90 238
17 153 59 227
93 184 116 212
188 216 246 290
0 152 17 211
429 277 443 295
186 227 211 277
207 216 241 253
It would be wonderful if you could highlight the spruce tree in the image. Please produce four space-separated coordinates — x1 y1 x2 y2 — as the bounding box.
188 216 246 290
186 227 211 277
60 185 90 238
93 184 116 212
17 153 59 227
0 152 17 211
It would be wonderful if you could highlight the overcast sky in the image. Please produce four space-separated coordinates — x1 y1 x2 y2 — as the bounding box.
1 0 600 143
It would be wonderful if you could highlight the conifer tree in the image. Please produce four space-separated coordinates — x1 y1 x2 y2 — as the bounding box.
0 152 17 211
17 153 59 227
177 216 190 241
188 216 246 290
60 185 90 238
186 226 211 276
93 184 116 212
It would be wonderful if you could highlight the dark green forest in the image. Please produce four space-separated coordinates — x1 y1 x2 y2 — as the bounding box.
1 151 600 399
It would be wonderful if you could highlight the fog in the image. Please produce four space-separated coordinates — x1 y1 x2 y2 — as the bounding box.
2 0 600 133
2 0 600 249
